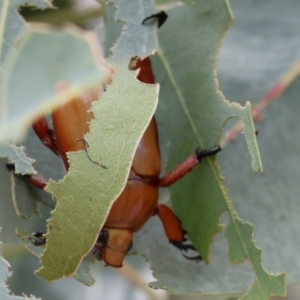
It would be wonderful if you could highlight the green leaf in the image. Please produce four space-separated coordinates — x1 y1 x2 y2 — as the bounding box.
0 25 110 142
100 3 123 57
155 0 259 263
16 229 95 285
0 0 296 298
36 0 159 281
225 219 284 300
36 62 159 281
8 173 39 218
109 0 157 58
0 240 39 299
134 0 282 299
0 0 52 67
16 229 44 257
0 143 35 174
72 253 96 287
217 2 300 299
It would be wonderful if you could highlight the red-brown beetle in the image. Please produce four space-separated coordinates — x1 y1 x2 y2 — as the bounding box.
7 13 221 268
9 57 220 268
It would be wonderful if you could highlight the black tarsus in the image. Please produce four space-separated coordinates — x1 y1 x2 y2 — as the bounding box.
97 230 109 246
6 162 31 178
6 162 16 172
142 11 168 28
182 252 203 262
171 241 203 262
31 231 46 246
196 145 222 161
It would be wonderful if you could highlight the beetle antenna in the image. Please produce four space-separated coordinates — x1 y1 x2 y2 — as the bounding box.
76 138 107 170
142 11 168 28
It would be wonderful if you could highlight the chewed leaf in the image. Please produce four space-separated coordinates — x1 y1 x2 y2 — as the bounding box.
0 143 35 174
35 0 160 282
133 0 283 299
35 60 159 281
0 0 52 66
16 229 44 257
0 239 39 299
17 229 95 286
225 219 284 300
72 253 96 287
154 0 259 263
111 0 157 58
9 173 39 218
0 24 110 142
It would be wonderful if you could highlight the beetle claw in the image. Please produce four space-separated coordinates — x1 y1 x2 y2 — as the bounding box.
31 231 46 246
171 241 203 262
5 163 16 172
182 252 203 262
196 145 222 161
171 241 196 251
141 11 168 28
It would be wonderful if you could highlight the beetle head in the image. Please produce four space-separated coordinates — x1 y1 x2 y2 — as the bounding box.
96 228 133 268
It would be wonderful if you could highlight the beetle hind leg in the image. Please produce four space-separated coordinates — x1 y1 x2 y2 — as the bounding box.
182 252 202 262
159 145 221 187
6 163 48 190
171 241 202 261
31 231 46 246
141 11 168 28
32 116 60 156
156 204 202 261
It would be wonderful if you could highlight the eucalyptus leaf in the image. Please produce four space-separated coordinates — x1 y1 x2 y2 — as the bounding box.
0 0 52 67
136 1 285 299
0 242 39 299
16 229 95 286
134 0 300 298
0 143 35 174
9 173 39 218
0 25 110 142
36 0 160 281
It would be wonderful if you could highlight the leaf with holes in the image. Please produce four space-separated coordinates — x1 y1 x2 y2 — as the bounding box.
0 237 39 299
36 0 160 281
134 0 283 299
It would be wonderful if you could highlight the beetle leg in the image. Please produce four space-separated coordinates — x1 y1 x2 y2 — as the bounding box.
141 11 168 28
31 231 46 246
182 252 203 262
32 116 60 156
156 203 202 261
6 163 48 190
156 203 186 242
159 145 221 187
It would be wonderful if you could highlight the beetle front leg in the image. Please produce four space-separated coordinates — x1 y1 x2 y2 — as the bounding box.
6 163 48 190
141 11 168 28
159 145 221 187
32 116 60 156
156 204 202 261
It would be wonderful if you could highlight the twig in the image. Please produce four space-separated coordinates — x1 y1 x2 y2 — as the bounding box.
221 58 300 147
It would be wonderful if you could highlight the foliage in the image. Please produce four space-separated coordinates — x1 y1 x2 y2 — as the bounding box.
1 0 300 299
